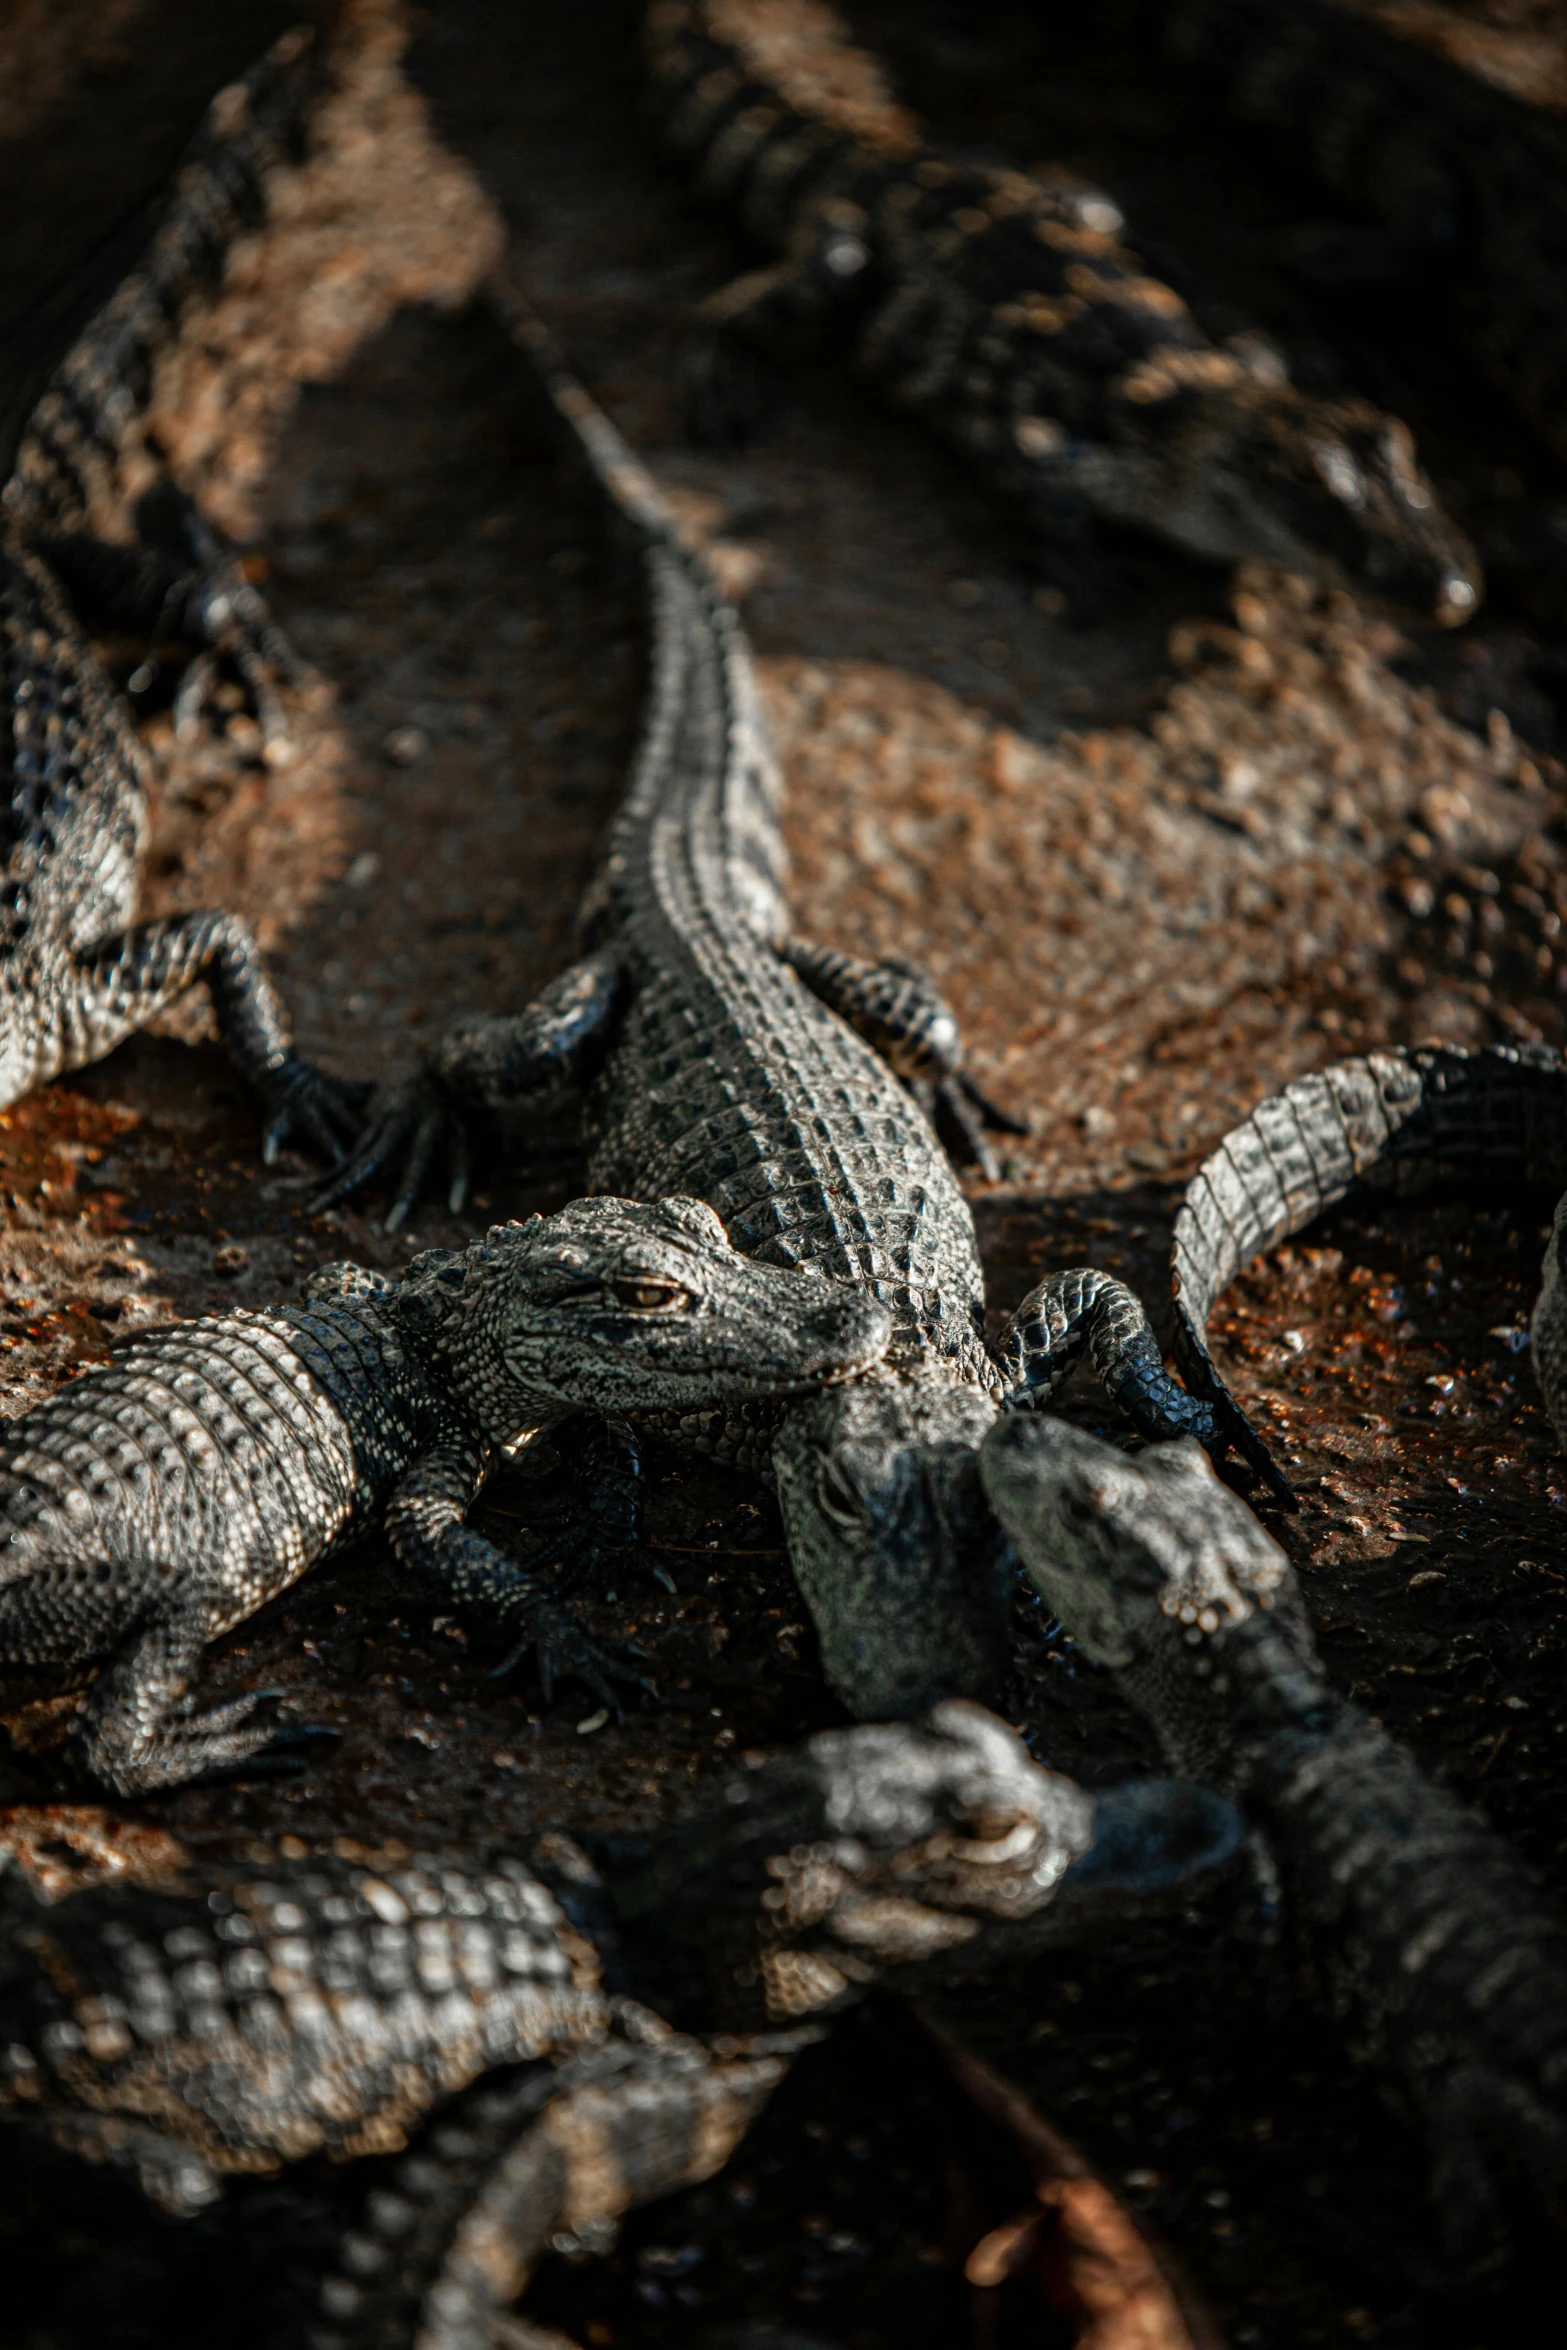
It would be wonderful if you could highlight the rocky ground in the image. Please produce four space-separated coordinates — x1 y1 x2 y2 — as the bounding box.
2 3 1567 2344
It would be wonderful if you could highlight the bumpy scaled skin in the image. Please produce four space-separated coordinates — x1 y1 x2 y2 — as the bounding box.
0 1709 1241 2345
982 1418 1567 2269
607 1697 1244 2035
313 1708 1241 2350
4 25 315 699
0 1811 779 2249
0 1196 890 1794
1158 0 1567 474
642 0 1479 621
1166 1042 1567 1496
324 286 1216 1719
0 34 356 1155
310 2020 793 2350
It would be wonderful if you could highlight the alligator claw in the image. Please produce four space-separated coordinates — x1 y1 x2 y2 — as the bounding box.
492 1608 649 1718
958 1069 1029 1136
259 1059 370 1168
310 1074 469 1229
208 1723 339 1784
932 1073 1027 1181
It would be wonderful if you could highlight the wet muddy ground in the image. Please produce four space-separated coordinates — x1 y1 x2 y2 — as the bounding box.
4 3 1567 2344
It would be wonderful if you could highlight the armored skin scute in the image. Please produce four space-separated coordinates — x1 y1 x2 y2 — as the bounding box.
0 1195 890 1794
1157 0 1567 484
1164 1042 1567 1491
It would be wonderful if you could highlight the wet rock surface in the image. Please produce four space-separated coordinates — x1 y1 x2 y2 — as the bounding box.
2 2 1567 2343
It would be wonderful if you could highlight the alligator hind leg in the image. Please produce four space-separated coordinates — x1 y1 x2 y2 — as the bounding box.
76 1612 325 1797
781 935 1025 1178
992 1265 1292 1500
71 912 367 1164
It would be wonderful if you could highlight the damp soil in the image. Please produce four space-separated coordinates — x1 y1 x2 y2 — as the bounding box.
3 4 1567 2345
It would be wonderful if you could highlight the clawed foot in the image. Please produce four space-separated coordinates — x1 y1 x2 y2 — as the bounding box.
490 1603 653 1718
1206 1391 1295 1507
512 1416 673 1596
311 1073 471 1231
171 646 291 758
260 1057 374 1168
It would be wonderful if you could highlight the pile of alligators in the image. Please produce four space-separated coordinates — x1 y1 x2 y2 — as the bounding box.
4 7 1567 2341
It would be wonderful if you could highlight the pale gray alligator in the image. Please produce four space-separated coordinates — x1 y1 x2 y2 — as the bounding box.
0 1195 889 1794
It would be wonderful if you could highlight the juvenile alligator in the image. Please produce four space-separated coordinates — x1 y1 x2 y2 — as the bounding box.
0 31 358 1154
982 1414 1567 2269
1153 0 1567 477
640 0 1479 621
0 1195 889 1795
1165 1041 1567 1495
0 1704 1242 2346
324 281 1219 1718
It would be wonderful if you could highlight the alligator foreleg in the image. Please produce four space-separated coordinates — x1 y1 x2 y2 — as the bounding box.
384 1429 641 1713
318 948 627 1227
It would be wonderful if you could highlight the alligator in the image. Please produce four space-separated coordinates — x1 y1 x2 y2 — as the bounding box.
321 279 1222 1719
0 1195 890 1796
1152 0 1567 477
0 1703 1242 2346
1164 1041 1567 1496
638 0 1480 622
981 1413 1567 2269
0 30 362 1157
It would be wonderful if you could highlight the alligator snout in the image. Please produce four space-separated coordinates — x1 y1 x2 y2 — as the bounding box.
774 1285 893 1385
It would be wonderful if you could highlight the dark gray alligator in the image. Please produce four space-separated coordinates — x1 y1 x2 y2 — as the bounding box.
1152 0 1567 479
982 1413 1567 2270
323 280 1219 1719
0 29 359 1158
0 1195 889 1795
640 0 1480 622
0 1703 1242 2347
1165 1041 1567 1497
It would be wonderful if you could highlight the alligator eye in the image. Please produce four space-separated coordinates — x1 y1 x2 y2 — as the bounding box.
611 1281 690 1313
818 1455 870 1530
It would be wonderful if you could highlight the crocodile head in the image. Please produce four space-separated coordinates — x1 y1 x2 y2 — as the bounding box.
396 1195 892 1439
1111 367 1481 623
772 1380 1013 1718
979 1415 1322 1781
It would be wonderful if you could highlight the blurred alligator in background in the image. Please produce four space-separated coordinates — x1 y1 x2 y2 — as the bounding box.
641 0 1481 623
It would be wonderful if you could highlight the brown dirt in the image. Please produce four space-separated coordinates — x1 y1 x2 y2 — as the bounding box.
4 3 1567 2345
